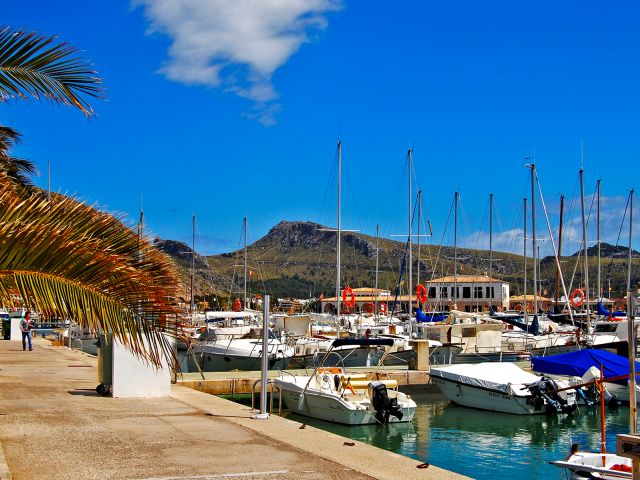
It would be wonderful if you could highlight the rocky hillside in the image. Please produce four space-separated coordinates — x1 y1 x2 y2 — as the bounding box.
156 220 640 303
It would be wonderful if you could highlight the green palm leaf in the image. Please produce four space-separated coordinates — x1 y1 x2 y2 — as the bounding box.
0 27 103 117
0 175 180 366
0 126 38 187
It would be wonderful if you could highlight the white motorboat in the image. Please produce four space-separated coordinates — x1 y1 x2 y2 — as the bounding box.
191 324 293 371
430 362 577 415
275 338 417 425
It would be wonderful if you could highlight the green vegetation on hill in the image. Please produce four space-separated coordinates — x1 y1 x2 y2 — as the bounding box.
157 220 640 301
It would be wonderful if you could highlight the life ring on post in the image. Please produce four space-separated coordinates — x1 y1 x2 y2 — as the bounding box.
379 303 387 314
416 284 428 304
364 302 374 314
232 298 242 312
342 286 356 308
569 289 585 307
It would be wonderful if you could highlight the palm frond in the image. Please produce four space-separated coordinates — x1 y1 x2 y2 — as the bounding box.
0 125 38 187
0 175 180 365
0 27 103 117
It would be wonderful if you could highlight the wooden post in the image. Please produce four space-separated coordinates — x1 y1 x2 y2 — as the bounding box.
409 339 430 371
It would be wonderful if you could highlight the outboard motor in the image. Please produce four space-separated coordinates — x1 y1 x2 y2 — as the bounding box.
369 381 403 424
528 377 576 414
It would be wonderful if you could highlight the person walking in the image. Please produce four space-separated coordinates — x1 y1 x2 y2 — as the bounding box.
20 310 33 351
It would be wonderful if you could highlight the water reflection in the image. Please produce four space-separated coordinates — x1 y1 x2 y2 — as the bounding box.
281 392 633 480
281 410 418 454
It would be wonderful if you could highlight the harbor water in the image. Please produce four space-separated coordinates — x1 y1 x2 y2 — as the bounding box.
277 392 633 480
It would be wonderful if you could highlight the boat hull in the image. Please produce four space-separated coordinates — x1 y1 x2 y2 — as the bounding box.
431 376 541 414
276 380 416 425
188 350 287 372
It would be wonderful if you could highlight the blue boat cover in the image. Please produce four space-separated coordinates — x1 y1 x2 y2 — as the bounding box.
500 315 539 335
532 349 640 382
596 302 626 317
415 307 447 323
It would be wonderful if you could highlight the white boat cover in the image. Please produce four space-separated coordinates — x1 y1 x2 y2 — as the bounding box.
430 362 542 396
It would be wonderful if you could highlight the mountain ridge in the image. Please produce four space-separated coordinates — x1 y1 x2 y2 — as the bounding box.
155 220 640 306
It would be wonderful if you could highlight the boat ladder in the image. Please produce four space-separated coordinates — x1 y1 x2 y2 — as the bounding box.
251 378 282 415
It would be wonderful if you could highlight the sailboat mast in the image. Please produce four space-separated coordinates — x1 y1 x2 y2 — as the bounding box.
453 191 458 310
243 216 248 310
627 189 636 433
555 195 564 306
190 214 196 319
523 198 527 307
408 149 413 318
489 193 493 308
336 141 342 321
417 190 422 286
530 163 538 314
597 179 601 301
375 224 379 317
579 168 591 329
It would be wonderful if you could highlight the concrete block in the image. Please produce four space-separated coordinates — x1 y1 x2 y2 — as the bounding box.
9 318 22 341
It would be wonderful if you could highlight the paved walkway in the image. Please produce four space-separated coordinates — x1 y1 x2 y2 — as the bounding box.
0 338 470 480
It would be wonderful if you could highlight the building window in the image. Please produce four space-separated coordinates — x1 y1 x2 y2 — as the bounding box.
428 287 436 298
474 286 483 298
440 286 448 298
486 286 494 299
463 286 471 299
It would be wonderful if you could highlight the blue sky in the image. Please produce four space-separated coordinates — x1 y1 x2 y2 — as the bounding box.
2 1 639 256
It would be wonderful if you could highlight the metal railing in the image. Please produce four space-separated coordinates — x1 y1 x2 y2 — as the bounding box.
251 378 282 415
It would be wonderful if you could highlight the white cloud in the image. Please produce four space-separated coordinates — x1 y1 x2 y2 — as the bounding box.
459 193 636 257
135 0 341 125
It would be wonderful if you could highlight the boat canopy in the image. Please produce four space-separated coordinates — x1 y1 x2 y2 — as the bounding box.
430 363 541 395
331 338 395 348
205 311 255 321
532 349 640 382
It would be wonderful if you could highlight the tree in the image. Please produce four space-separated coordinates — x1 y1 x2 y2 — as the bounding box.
0 126 37 186
0 26 103 188
0 27 102 117
0 27 179 365
0 176 179 365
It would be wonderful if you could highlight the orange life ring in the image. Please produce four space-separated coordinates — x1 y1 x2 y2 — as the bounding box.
364 302 374 313
569 289 585 307
342 286 356 308
232 298 242 312
515 303 523 313
416 284 427 304
379 303 387 314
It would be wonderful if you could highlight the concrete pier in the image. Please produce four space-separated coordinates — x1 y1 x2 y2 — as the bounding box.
0 338 469 480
